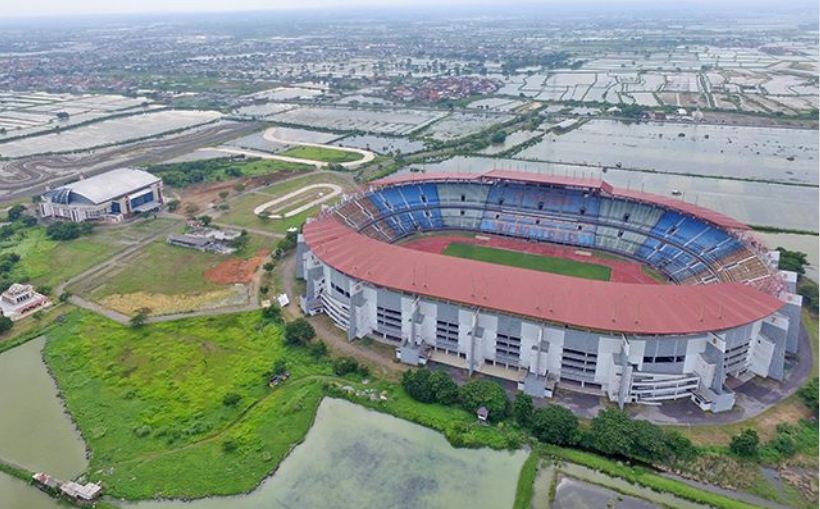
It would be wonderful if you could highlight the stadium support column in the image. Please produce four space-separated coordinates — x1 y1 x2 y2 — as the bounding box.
409 296 420 347
468 309 479 376
347 282 363 342
616 337 633 409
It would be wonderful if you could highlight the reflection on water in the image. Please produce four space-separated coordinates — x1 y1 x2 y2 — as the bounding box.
129 398 527 509
0 336 87 478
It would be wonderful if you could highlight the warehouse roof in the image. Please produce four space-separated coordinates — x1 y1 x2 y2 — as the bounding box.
54 168 159 205
303 216 782 336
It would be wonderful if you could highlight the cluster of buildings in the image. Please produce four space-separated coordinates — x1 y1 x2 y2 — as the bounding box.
32 472 102 505
391 76 500 103
167 226 241 254
39 168 164 223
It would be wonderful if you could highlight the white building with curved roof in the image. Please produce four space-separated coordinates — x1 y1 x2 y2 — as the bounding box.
39 168 163 222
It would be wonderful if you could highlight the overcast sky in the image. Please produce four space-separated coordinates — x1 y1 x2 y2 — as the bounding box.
0 0 814 18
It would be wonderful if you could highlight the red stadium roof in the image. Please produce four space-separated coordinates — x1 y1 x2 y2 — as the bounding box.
303 216 783 336
373 170 750 231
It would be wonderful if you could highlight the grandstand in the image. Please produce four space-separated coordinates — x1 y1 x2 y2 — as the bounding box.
299 170 803 413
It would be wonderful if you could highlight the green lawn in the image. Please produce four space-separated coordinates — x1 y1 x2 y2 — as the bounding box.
43 310 332 499
442 242 612 281
84 233 271 299
217 173 350 233
0 217 178 289
279 145 363 164
149 158 313 188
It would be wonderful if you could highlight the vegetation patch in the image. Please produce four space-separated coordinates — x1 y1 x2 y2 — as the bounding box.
279 145 363 163
443 242 612 281
149 157 313 188
43 310 333 500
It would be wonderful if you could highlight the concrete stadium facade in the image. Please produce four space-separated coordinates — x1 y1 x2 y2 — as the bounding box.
297 171 803 413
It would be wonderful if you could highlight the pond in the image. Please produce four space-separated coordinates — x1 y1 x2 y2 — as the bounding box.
127 397 527 509
0 336 87 479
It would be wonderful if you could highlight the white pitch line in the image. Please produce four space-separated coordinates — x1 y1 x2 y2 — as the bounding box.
253 183 343 218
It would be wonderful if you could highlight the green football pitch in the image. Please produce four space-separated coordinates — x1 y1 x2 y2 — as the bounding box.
442 242 612 281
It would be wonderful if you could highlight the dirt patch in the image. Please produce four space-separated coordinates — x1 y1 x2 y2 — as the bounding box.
177 171 303 212
204 249 267 284
100 288 243 316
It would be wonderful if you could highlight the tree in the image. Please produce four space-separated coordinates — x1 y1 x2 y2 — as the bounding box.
46 222 93 241
308 340 328 359
0 316 13 334
430 371 459 405
490 130 507 144
129 308 150 328
166 199 180 212
459 379 508 421
7 204 26 221
261 303 282 323
589 408 635 458
798 377 818 415
328 162 345 172
284 318 315 346
263 262 275 272
401 369 436 403
730 429 759 459
333 357 364 376
230 230 249 252
531 404 577 445
776 247 808 274
512 392 534 428
197 215 213 226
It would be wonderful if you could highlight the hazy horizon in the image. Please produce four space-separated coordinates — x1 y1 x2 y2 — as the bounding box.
1 0 817 20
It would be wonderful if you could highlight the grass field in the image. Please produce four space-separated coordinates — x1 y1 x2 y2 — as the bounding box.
217 172 350 233
0 217 177 289
279 145 363 164
442 242 612 281
150 158 314 188
43 310 332 499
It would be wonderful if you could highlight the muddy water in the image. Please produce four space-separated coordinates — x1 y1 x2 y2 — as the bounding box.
0 472 65 509
0 336 87 478
128 397 528 509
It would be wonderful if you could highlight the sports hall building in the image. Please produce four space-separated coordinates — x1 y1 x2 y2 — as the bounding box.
297 170 803 412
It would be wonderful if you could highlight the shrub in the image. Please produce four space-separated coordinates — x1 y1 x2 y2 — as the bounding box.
45 221 93 241
222 392 241 407
402 369 436 403
729 429 759 459
459 379 509 421
0 316 13 334
272 359 287 376
430 371 459 405
7 204 26 221
333 357 366 377
222 439 238 453
532 404 577 446
284 318 315 345
263 262 275 272
798 377 818 415
513 392 534 428
308 340 328 359
166 199 180 212
261 303 282 323
129 308 150 328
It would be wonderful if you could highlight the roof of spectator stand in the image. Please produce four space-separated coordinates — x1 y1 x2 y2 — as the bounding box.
303 171 781 335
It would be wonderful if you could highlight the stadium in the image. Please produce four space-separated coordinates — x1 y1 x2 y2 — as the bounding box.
297 170 803 413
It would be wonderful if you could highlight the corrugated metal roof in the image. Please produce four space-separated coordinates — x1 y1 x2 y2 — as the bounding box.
303 216 783 336
59 168 160 205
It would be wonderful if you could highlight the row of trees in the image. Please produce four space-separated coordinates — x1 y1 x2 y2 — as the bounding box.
46 221 93 241
402 368 697 467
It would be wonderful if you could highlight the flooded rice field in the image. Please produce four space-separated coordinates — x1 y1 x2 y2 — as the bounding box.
478 130 542 155
515 120 818 185
127 398 527 509
334 134 426 154
0 336 87 478
407 156 819 232
0 109 222 158
552 476 660 509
